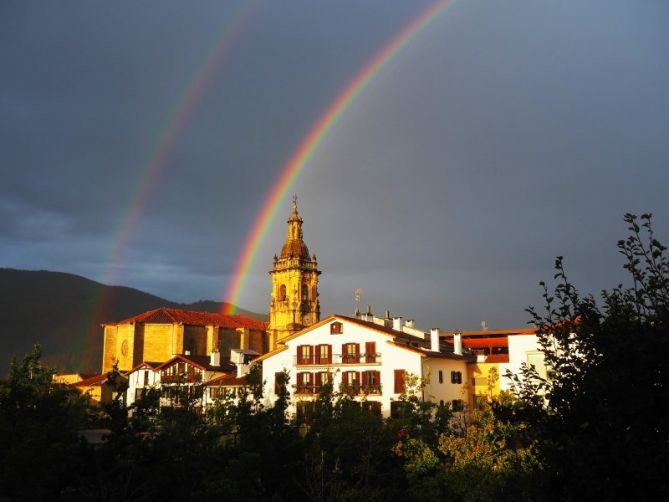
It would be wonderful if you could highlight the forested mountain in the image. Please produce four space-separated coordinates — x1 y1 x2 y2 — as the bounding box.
0 268 266 374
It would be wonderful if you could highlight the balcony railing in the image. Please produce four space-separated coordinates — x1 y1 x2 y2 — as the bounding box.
341 384 382 395
294 353 381 366
294 384 382 395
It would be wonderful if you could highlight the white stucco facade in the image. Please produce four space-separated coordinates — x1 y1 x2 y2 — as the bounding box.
499 334 546 392
126 362 160 407
257 315 471 417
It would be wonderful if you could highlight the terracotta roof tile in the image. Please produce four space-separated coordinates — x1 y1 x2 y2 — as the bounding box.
108 307 265 330
206 373 248 386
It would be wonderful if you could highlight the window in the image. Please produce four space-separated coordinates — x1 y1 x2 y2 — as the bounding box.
297 345 313 365
316 344 332 364
451 399 464 412
143 370 149 387
342 371 360 393
330 322 343 334
365 342 377 363
362 370 381 394
301 282 308 301
342 343 360 363
438 370 443 384
274 372 286 395
394 369 406 394
297 372 313 393
278 284 286 301
363 401 382 415
492 346 509 355
135 388 144 401
391 401 410 419
450 371 462 384
316 371 332 391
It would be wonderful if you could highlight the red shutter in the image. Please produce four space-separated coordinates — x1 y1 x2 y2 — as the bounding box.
297 345 304 365
394 369 406 393
365 342 376 363
325 344 332 364
361 371 368 386
307 345 313 365
315 371 322 390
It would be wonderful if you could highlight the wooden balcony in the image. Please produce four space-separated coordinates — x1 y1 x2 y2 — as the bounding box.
294 353 381 366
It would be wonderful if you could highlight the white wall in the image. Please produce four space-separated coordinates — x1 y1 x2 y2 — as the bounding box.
261 317 443 417
422 357 468 406
126 366 160 407
499 334 545 392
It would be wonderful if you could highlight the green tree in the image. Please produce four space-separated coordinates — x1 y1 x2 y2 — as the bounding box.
0 345 88 500
516 214 669 499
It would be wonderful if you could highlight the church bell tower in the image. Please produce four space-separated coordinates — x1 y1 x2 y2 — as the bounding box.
268 197 321 349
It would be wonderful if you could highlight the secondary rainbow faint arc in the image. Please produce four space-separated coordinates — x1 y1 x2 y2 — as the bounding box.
223 0 454 314
77 2 257 365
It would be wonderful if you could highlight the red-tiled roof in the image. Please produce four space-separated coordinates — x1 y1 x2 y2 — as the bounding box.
73 374 107 387
107 307 265 330
206 373 248 387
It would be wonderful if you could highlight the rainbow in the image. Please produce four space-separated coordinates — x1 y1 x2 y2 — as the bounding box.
223 0 454 314
76 2 257 366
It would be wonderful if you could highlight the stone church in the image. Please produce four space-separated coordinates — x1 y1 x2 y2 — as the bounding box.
100 198 321 372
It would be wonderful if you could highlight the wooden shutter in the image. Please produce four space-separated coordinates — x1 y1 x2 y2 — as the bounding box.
361 370 368 386
394 369 406 393
315 371 322 389
365 342 376 363
274 372 283 394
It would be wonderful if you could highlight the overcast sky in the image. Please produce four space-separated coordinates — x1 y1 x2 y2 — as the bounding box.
2 0 668 331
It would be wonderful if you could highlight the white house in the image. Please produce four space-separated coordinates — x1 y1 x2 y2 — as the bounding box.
126 361 161 407
499 333 547 392
255 314 474 418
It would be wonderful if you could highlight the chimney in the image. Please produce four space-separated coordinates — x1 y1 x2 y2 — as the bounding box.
454 332 463 356
209 350 220 367
184 350 191 356
430 328 440 352
392 317 404 331
406 319 415 328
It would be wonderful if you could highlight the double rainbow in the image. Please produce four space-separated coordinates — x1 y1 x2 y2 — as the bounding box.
223 0 454 314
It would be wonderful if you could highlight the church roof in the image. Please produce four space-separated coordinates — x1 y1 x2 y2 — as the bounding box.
108 307 265 330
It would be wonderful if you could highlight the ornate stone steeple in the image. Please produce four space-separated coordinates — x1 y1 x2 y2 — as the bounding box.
268 197 321 349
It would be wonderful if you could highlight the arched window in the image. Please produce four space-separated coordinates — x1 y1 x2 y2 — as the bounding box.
301 282 308 301
278 284 286 301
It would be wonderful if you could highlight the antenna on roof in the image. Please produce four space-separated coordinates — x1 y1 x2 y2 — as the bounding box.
354 288 362 316
481 320 488 331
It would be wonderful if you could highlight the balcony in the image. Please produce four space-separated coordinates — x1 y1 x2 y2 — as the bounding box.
294 353 381 366
341 384 382 395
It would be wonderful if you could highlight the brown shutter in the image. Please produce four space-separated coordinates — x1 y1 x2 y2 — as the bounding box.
361 370 368 386
275 372 283 394
365 342 376 363
394 369 405 393
325 344 332 364
315 371 322 389
307 345 313 365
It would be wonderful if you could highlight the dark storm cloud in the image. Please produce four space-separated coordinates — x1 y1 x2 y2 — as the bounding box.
1 0 668 329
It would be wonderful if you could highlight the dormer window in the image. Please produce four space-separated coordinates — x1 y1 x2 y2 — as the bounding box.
330 321 343 335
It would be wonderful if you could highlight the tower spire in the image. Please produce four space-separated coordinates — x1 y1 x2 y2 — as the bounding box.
268 198 321 349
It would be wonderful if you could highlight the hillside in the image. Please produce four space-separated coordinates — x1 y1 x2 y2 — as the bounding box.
0 268 266 374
